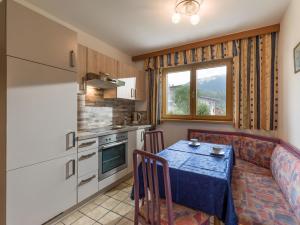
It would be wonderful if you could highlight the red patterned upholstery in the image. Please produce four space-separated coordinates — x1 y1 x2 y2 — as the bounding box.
235 158 272 176
232 169 299 225
239 137 276 169
187 130 300 225
271 146 300 223
140 199 210 225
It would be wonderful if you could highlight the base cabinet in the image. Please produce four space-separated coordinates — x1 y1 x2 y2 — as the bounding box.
6 154 77 225
136 128 146 150
78 170 98 203
127 131 137 172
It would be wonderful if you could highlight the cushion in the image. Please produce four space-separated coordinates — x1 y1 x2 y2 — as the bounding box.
271 145 300 223
232 169 298 225
140 199 210 225
239 137 276 169
189 131 241 158
235 158 272 176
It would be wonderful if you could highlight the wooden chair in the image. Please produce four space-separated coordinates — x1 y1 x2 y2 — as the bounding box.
133 149 211 225
144 130 165 154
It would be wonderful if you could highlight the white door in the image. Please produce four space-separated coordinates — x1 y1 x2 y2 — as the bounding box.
127 131 137 172
7 154 77 225
117 77 136 100
7 0 77 72
7 57 77 170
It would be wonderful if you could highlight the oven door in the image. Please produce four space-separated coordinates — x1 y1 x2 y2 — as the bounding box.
98 140 128 181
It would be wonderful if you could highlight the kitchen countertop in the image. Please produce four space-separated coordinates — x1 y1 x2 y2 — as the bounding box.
77 124 152 141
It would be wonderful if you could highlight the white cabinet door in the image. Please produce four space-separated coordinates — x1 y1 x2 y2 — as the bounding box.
127 131 137 172
136 128 145 150
7 0 77 72
117 77 136 100
7 154 77 225
7 57 77 170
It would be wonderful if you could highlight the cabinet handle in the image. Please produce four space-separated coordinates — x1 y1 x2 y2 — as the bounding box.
130 88 133 98
66 131 76 150
70 50 76 68
79 152 96 161
134 89 137 98
79 141 96 148
78 175 96 186
66 159 76 179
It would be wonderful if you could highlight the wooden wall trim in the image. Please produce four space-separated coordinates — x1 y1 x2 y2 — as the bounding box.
0 0 6 225
132 24 280 61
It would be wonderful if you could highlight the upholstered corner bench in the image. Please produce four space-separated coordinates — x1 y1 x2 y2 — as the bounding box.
188 129 300 225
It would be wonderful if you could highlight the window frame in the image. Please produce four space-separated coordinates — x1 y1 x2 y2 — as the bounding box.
161 59 233 122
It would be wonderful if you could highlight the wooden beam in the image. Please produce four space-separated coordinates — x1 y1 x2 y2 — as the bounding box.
132 24 280 61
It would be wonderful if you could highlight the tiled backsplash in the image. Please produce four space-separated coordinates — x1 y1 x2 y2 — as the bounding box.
78 88 136 130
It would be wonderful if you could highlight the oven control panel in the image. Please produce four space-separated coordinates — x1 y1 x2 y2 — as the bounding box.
98 132 128 146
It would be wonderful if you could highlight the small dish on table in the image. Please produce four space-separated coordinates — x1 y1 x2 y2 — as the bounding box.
210 147 225 156
188 139 201 147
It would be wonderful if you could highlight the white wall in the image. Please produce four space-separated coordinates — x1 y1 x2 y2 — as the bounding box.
158 121 276 147
278 0 300 149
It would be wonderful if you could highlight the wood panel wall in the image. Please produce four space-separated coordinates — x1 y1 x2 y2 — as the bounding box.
0 0 6 224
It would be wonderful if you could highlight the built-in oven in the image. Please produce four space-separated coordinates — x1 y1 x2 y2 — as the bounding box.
98 132 128 181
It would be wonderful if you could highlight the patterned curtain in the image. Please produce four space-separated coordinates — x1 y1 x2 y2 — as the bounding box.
145 32 278 131
147 69 162 127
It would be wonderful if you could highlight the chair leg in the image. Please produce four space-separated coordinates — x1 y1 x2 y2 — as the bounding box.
214 216 221 225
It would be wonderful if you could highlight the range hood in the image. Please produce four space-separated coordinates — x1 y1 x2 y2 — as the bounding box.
85 73 125 89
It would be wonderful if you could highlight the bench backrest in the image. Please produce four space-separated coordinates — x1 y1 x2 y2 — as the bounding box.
271 145 300 223
188 129 278 169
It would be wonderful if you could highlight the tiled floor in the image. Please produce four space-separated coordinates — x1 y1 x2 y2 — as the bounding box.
54 178 135 225
54 177 216 225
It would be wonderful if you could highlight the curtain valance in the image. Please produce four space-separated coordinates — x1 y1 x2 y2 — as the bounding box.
145 32 278 131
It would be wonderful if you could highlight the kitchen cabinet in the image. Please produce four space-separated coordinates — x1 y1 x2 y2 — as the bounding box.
78 138 98 153
7 154 77 225
78 148 98 177
136 128 146 150
78 170 98 203
87 48 98 74
127 131 137 172
136 70 146 101
7 57 77 171
7 0 77 72
77 138 98 202
87 48 118 78
104 62 145 100
78 44 87 91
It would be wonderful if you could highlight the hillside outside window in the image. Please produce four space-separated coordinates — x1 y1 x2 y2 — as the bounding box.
162 59 233 122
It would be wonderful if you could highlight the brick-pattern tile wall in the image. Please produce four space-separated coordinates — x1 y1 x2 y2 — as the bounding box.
78 88 135 130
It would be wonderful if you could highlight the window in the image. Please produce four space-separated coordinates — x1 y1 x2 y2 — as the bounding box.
162 59 233 122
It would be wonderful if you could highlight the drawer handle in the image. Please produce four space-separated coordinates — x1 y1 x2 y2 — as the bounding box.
79 152 96 161
66 131 76 150
78 175 96 187
70 50 76 68
79 141 96 148
66 159 76 179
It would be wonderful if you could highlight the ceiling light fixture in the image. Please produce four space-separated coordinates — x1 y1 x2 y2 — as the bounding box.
172 0 203 25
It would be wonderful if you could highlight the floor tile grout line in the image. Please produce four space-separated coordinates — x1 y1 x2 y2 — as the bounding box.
56 180 133 225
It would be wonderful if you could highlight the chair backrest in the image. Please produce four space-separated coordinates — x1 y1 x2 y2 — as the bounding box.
144 130 165 154
133 149 174 225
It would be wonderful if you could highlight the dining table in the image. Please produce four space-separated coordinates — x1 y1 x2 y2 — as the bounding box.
132 140 238 225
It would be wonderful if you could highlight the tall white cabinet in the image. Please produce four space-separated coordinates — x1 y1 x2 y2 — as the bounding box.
4 1 78 225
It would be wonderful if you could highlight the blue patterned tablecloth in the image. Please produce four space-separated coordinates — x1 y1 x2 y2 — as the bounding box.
133 140 238 225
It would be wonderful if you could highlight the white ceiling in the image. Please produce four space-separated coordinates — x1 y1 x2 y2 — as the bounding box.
25 0 290 56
